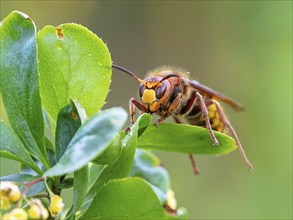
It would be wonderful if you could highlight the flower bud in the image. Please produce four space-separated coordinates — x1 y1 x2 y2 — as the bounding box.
28 204 40 219
49 195 64 217
1 196 11 210
0 181 21 202
28 199 49 220
166 189 177 210
7 208 28 220
8 185 21 202
2 213 11 220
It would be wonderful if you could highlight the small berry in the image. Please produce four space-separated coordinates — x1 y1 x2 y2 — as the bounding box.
49 195 64 217
8 208 28 220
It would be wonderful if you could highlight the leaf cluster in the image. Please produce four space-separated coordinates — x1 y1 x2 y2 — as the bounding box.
0 11 237 219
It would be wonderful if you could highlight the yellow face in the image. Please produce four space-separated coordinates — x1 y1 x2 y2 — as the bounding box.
140 81 167 113
141 89 160 112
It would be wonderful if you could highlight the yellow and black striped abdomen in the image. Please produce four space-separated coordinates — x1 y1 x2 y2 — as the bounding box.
184 103 224 133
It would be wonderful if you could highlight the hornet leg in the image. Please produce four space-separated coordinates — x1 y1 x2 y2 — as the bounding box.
196 92 219 145
173 114 200 175
211 99 253 171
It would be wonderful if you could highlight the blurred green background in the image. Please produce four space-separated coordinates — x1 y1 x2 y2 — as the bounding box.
1 1 292 219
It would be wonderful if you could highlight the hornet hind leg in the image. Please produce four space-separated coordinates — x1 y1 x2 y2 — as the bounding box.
173 115 200 175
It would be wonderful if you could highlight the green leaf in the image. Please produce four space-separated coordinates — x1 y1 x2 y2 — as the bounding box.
59 178 73 189
87 114 152 197
138 124 237 155
43 108 127 177
37 23 112 123
45 137 55 152
76 164 104 219
0 121 42 175
43 109 55 143
129 149 170 204
72 99 88 124
88 163 104 190
0 11 49 168
55 101 82 161
92 134 122 165
47 149 56 167
0 174 45 197
20 164 43 176
80 177 167 220
69 166 89 218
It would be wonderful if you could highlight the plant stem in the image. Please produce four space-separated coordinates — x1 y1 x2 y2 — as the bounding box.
22 177 45 196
